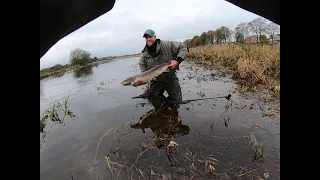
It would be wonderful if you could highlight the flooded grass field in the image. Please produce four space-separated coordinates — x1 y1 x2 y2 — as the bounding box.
40 57 280 180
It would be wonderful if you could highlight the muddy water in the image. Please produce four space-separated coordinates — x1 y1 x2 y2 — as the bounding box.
40 57 280 180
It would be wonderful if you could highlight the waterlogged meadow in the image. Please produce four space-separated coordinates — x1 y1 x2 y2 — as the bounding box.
40 49 280 180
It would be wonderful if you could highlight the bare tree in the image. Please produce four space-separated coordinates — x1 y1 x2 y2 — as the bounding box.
228 30 234 42
266 22 280 44
216 26 232 43
235 22 249 42
248 17 268 43
208 30 216 44
199 32 207 45
206 30 214 44
183 39 191 46
189 35 202 47
234 31 244 43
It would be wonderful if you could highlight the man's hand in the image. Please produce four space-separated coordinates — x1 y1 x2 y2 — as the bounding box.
168 60 179 69
133 80 143 87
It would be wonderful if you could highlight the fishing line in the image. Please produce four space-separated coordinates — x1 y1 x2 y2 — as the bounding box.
132 93 232 105
132 92 248 131
211 99 233 130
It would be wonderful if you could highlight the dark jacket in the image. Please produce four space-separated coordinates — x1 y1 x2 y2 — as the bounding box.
139 39 189 81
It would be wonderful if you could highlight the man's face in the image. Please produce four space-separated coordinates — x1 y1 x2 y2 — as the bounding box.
144 35 156 46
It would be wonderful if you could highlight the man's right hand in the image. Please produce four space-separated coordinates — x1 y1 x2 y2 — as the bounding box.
133 80 143 87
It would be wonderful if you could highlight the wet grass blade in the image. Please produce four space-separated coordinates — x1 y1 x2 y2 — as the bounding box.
105 154 113 175
138 168 145 178
94 128 114 161
110 161 123 167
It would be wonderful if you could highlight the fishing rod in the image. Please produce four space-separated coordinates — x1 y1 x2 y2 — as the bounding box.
131 93 232 105
179 94 231 104
132 93 234 126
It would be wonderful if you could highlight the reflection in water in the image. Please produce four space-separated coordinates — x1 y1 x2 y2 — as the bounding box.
131 85 188 146
72 65 93 79
40 85 44 96
131 93 190 167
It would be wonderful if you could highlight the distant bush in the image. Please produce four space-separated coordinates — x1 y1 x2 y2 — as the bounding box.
69 48 92 66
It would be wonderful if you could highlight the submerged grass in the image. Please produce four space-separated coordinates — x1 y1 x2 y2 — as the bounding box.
93 130 273 179
77 105 275 180
249 133 265 162
40 96 77 146
40 96 76 133
188 43 280 99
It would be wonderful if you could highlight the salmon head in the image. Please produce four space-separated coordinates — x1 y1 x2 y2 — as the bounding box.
121 76 136 86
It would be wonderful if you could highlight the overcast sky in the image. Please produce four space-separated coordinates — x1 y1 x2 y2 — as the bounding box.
40 0 264 69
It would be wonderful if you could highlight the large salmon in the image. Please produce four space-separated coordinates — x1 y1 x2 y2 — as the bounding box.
121 62 170 86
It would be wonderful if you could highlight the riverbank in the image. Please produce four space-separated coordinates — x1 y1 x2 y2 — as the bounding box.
188 43 280 101
40 54 141 80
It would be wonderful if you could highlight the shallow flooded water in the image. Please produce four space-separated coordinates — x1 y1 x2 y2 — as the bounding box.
40 57 280 180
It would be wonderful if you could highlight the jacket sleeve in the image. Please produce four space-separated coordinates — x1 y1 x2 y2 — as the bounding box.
139 54 147 72
170 41 189 64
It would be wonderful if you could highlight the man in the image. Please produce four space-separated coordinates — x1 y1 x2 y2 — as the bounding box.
133 29 189 109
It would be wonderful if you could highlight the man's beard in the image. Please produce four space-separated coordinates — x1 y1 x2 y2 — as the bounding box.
147 40 155 47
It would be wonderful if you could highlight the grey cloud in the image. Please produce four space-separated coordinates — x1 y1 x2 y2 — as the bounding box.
40 0 262 69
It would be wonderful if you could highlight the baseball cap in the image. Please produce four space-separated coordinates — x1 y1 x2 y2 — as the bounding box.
143 29 156 38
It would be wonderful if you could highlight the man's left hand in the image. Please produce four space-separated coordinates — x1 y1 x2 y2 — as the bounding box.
133 80 143 87
168 60 179 69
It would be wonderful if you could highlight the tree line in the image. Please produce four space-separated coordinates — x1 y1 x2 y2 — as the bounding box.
63 18 280 67
184 17 280 48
